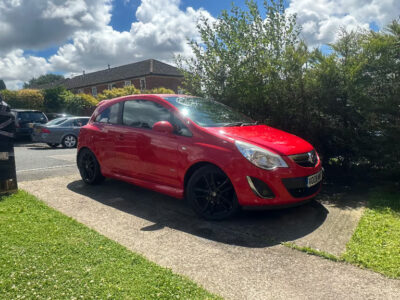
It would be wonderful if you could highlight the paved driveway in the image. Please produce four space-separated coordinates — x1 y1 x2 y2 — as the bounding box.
14 142 77 181
20 174 400 299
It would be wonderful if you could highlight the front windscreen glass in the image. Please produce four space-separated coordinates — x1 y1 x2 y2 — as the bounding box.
163 97 254 127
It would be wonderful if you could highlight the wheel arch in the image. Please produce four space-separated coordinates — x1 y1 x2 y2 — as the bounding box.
183 161 232 191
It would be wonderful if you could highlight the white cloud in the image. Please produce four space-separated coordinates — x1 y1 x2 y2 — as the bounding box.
0 0 112 52
0 0 212 89
1 0 397 90
0 49 51 89
287 0 400 47
49 0 212 73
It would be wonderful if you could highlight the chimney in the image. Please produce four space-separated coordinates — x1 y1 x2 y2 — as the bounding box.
108 64 110 70
82 70 85 77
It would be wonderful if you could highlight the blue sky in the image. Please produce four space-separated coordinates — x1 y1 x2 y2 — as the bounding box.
0 0 398 89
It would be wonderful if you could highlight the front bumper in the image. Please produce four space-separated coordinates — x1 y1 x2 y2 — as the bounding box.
226 156 323 207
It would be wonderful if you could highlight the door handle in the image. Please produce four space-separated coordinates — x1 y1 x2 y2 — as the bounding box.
118 134 125 140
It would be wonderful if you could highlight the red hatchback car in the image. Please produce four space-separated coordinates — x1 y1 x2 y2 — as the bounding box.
77 94 323 219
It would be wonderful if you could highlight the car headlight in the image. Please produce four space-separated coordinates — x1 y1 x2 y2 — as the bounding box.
234 140 288 170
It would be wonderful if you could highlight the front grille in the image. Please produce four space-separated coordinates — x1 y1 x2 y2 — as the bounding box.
285 182 321 198
282 177 322 198
289 150 318 167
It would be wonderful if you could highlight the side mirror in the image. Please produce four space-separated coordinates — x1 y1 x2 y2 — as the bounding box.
152 121 174 134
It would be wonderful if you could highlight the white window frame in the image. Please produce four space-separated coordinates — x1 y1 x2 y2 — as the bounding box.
124 80 131 87
77 88 84 94
108 83 114 90
92 86 97 97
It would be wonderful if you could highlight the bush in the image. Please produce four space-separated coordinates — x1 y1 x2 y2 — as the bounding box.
97 85 174 100
0 90 18 107
97 86 140 100
61 91 98 116
144 87 175 94
0 89 44 110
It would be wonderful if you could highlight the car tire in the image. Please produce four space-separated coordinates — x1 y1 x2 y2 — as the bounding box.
77 148 105 185
62 135 77 148
47 143 59 148
186 165 240 220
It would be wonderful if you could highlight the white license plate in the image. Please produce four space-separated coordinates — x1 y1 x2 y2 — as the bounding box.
28 123 34 128
307 171 323 187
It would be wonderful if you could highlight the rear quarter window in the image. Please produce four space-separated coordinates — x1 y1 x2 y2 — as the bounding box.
95 103 121 124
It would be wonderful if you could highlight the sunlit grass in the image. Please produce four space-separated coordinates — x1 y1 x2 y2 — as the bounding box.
0 191 219 299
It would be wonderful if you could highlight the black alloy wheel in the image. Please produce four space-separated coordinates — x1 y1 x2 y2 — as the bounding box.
187 165 239 220
77 149 105 184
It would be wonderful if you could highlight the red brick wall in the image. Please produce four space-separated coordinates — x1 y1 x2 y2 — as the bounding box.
145 75 182 92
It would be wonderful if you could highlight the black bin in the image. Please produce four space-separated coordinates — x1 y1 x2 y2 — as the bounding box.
0 96 17 195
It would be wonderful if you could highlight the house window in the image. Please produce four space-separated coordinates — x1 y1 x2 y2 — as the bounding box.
92 87 97 97
124 80 131 87
108 83 114 90
140 78 146 90
77 89 83 94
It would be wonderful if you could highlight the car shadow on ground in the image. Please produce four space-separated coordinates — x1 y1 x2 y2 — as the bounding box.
27 147 63 150
67 179 329 248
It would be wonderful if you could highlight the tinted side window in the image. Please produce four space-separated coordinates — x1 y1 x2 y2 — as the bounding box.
95 103 121 124
122 100 171 129
61 120 74 127
73 119 88 127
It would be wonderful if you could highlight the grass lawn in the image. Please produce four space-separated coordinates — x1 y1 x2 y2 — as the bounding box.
0 191 219 299
343 188 400 278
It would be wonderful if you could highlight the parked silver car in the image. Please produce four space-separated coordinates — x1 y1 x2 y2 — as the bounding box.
32 116 89 148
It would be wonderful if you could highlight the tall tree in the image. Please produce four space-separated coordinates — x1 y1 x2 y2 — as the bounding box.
176 0 308 125
23 74 65 88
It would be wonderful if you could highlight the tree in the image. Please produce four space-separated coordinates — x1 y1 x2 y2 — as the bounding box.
0 79 6 90
176 0 307 125
177 0 400 179
23 74 65 88
42 86 68 113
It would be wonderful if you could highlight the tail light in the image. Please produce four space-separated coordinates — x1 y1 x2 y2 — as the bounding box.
41 128 51 133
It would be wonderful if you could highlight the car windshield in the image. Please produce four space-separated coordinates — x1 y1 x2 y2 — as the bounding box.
164 97 254 127
18 111 46 122
47 118 68 126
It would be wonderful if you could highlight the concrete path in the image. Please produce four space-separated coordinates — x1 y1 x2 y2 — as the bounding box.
20 174 400 299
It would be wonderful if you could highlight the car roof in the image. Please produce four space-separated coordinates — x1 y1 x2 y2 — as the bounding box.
54 116 89 120
11 109 44 112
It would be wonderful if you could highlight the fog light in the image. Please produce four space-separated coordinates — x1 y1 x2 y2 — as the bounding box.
246 176 274 199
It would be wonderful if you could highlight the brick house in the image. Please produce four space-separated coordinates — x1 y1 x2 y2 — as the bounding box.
36 59 183 96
